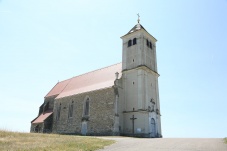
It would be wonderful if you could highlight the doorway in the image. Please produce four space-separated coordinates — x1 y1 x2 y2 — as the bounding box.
150 118 156 137
81 121 87 135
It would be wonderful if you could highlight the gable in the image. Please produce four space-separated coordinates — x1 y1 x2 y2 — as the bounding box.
45 63 122 99
45 79 71 98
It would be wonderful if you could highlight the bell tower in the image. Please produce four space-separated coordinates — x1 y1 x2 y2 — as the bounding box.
119 15 162 137
121 15 158 72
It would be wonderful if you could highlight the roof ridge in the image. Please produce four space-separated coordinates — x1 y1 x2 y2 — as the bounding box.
44 82 59 98
59 62 122 82
58 77 72 95
47 62 122 99
56 77 71 83
44 78 72 98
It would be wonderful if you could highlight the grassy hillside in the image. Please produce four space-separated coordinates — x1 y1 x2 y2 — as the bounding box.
224 138 227 144
0 130 114 151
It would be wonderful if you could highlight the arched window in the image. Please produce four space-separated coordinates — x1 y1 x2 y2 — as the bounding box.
84 98 90 116
147 39 149 47
133 38 137 45
57 103 61 120
68 101 74 118
149 42 152 49
128 40 132 47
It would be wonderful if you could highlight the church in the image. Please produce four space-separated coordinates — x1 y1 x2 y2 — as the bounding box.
30 18 162 138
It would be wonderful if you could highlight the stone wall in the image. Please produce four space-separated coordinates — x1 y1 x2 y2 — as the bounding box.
38 96 55 115
30 114 53 133
30 123 43 133
44 96 55 110
52 87 116 136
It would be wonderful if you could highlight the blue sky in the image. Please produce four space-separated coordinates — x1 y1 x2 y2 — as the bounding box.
0 0 226 138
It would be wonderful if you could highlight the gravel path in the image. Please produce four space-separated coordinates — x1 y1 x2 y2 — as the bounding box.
97 137 227 151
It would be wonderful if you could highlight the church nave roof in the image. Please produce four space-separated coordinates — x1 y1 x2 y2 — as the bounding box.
45 63 122 99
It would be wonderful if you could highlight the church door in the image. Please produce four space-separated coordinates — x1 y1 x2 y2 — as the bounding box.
150 118 156 137
81 121 87 135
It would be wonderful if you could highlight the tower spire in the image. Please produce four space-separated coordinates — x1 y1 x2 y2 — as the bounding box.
136 13 141 30
137 13 140 23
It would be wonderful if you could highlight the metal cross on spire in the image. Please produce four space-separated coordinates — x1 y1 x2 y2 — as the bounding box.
137 13 140 23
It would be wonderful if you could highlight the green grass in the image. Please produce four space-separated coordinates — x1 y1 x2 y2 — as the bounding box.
224 138 227 144
0 130 115 151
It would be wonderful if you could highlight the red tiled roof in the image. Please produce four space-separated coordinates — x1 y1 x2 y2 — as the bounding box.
45 63 122 99
32 111 53 124
45 79 71 98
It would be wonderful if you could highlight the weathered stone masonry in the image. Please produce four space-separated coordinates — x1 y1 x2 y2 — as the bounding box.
52 87 116 135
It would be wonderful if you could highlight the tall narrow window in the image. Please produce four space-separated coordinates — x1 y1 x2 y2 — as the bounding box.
68 101 74 118
84 98 89 116
128 40 132 47
147 39 149 47
57 103 61 120
133 38 137 45
149 42 152 49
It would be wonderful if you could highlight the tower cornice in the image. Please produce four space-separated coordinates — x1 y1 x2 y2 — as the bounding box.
122 65 160 77
121 24 157 42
